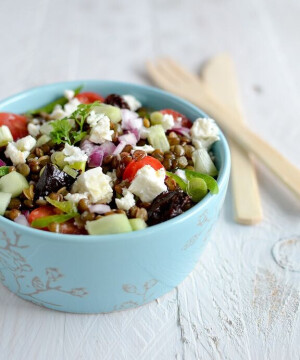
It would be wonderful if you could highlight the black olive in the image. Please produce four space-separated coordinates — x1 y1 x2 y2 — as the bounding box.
147 190 193 226
34 163 75 199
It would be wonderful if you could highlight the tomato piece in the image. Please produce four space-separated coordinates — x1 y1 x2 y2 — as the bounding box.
123 156 164 182
75 92 104 104
28 206 57 230
59 221 87 235
0 113 28 140
160 109 192 128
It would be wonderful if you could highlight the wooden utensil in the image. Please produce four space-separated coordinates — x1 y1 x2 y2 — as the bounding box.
146 58 300 199
201 54 263 224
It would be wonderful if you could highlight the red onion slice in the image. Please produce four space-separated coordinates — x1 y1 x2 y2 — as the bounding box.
14 214 29 227
113 141 126 155
118 132 138 146
0 159 6 167
169 127 191 137
88 204 111 214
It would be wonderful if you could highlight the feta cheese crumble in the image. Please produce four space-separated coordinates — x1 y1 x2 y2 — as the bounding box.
89 114 114 144
5 135 37 166
122 95 141 111
50 98 81 120
64 193 88 204
5 143 29 165
191 118 219 150
106 169 117 186
71 167 113 203
16 135 37 152
115 188 136 211
28 123 40 137
64 89 75 101
63 143 88 164
129 165 167 202
161 114 175 131
131 145 155 154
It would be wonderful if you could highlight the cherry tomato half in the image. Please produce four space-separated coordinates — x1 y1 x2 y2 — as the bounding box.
59 221 87 235
28 206 58 230
123 156 164 182
0 112 28 140
160 109 192 128
75 92 104 104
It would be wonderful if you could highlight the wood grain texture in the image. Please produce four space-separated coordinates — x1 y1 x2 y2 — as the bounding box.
0 0 300 359
201 54 263 225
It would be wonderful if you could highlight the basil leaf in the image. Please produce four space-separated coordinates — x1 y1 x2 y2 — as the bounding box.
166 171 187 191
185 170 219 194
0 166 10 177
31 213 78 228
45 197 77 213
28 85 83 115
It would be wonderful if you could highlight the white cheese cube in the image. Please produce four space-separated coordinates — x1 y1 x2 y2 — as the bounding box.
5 143 29 165
132 145 155 154
129 165 167 202
64 193 88 204
63 143 88 164
71 167 113 203
89 115 113 144
16 135 36 152
161 114 174 131
28 123 40 137
122 95 141 111
64 89 75 100
115 188 136 211
191 118 219 149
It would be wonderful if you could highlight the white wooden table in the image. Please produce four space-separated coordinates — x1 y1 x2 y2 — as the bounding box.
1 0 300 359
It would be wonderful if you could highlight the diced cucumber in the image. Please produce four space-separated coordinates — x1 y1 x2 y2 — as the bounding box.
129 218 147 231
86 214 132 235
51 151 67 169
147 125 170 152
192 149 218 176
94 104 122 123
63 165 78 178
0 192 12 215
150 111 163 125
70 161 86 173
36 134 51 147
0 172 29 197
0 125 13 147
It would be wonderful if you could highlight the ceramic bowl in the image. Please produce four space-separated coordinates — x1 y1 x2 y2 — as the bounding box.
0 81 230 313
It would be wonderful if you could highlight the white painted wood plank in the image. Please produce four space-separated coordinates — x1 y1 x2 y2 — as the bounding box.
0 0 299 359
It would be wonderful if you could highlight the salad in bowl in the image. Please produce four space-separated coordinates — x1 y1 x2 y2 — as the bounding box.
0 87 220 235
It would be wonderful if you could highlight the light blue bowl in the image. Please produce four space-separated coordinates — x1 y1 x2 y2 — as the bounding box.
0 81 230 313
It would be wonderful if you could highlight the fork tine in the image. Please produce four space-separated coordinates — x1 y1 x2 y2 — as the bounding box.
160 57 201 85
156 58 186 85
146 61 177 92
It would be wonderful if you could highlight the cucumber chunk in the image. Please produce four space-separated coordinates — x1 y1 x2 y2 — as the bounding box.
86 214 132 235
63 165 78 178
0 192 12 215
129 218 147 231
51 151 67 169
0 125 13 147
150 111 163 126
94 104 122 123
0 171 29 197
192 149 218 176
147 125 170 152
36 134 51 147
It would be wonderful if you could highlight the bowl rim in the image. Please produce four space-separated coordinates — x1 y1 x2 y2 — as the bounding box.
0 80 231 243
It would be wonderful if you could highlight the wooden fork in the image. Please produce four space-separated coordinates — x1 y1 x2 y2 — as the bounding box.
146 58 300 199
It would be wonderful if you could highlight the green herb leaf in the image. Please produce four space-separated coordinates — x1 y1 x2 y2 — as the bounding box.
185 170 219 194
45 197 77 213
166 171 187 191
0 166 10 177
27 85 83 115
49 101 100 145
50 118 72 145
31 213 78 228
